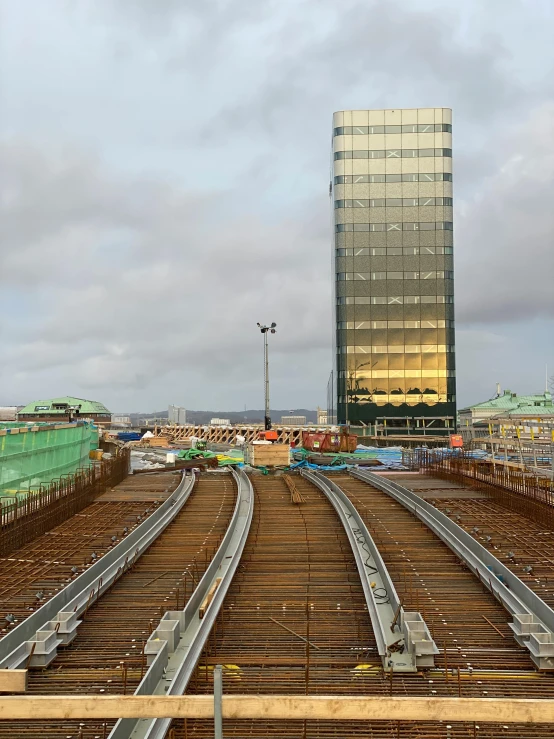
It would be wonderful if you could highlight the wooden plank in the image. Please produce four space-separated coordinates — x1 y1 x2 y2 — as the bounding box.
245 443 290 467
0 695 553 723
199 577 221 618
0 670 27 693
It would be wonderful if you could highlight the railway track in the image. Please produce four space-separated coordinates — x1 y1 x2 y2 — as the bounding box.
0 472 181 633
175 471 554 739
3 468 554 738
396 473 554 608
0 472 238 739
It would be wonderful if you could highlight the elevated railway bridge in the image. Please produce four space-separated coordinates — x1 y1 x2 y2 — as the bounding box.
1 461 554 737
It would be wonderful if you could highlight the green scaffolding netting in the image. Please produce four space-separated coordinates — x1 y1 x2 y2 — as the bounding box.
0 422 99 498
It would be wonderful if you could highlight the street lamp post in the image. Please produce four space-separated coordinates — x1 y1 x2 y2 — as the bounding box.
257 322 277 431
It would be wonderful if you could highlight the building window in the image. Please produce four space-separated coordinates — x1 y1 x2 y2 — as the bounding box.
335 222 453 232
341 344 456 355
334 197 453 209
335 295 454 305
334 123 452 136
334 148 452 160
334 173 452 184
337 272 453 282
336 245 453 256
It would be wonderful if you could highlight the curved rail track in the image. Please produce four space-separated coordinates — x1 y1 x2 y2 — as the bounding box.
3 468 554 738
175 471 554 739
0 470 239 739
0 472 182 634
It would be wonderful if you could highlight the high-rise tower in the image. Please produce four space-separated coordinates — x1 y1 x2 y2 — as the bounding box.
332 108 456 433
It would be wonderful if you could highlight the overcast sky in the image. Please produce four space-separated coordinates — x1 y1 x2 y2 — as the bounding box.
1 0 553 413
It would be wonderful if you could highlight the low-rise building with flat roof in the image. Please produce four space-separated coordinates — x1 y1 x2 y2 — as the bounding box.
281 415 307 426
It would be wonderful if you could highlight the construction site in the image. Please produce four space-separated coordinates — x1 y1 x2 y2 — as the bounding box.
0 416 554 739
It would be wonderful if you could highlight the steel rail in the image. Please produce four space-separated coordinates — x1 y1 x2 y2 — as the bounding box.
353 468 554 670
301 469 437 672
0 471 196 670
109 466 254 739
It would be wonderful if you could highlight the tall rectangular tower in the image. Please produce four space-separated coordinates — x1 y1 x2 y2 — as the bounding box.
332 108 456 432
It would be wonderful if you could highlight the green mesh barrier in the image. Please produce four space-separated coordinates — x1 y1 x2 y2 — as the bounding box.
0 422 99 497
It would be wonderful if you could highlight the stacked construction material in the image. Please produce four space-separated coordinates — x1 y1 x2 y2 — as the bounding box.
292 444 409 470
177 448 243 467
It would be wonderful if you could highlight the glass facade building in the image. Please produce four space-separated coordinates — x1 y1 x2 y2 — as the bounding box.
332 108 456 431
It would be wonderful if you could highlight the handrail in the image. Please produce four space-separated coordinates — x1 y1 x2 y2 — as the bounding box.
109 466 254 739
301 469 437 672
0 471 196 670
352 469 554 670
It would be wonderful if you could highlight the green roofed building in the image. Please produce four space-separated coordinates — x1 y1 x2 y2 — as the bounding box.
18 396 112 426
459 388 554 427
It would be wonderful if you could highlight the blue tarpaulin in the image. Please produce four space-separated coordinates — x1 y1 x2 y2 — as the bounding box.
290 460 349 471
117 431 142 442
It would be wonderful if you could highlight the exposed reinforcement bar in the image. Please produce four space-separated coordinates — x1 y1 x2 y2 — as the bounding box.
353 469 554 670
301 470 437 672
0 471 196 670
110 466 254 739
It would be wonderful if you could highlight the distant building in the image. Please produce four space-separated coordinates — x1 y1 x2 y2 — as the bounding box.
168 405 187 425
459 388 554 426
333 108 456 432
317 407 328 425
210 418 231 426
111 414 132 427
18 396 111 425
280 415 307 426
0 407 18 422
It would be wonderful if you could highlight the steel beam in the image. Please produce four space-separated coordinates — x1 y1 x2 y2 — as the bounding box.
302 469 437 671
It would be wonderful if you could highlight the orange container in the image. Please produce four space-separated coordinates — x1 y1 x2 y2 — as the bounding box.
449 434 463 448
302 430 357 454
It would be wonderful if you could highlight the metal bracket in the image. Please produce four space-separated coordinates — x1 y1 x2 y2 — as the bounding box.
214 664 223 739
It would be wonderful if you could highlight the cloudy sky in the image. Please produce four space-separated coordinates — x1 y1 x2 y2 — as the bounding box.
1 0 553 413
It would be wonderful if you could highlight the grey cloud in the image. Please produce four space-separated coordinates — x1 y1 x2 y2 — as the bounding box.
203 0 522 139
0 141 221 284
0 140 332 407
456 103 554 324
1 0 553 410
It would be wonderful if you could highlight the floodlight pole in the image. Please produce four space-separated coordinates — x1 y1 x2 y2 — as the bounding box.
257 322 277 430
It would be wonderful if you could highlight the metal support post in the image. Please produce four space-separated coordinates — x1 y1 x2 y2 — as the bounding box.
214 664 223 739
257 322 276 431
264 331 270 431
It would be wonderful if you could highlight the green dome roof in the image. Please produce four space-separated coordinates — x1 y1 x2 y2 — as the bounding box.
18 396 111 416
